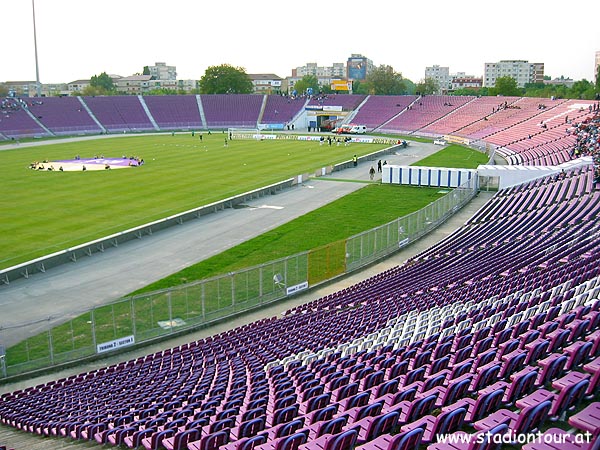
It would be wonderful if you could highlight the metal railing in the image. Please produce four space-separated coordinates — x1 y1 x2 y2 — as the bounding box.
347 181 477 271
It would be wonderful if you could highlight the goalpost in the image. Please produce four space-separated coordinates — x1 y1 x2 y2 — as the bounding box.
227 127 262 140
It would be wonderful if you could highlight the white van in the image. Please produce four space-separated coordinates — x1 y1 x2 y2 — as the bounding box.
349 125 367 134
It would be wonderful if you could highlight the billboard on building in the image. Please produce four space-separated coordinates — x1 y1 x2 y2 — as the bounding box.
348 59 367 80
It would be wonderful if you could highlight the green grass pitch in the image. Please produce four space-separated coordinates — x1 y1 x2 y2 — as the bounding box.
0 133 389 270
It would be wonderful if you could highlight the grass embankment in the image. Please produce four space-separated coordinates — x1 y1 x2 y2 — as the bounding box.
133 183 445 294
134 143 486 293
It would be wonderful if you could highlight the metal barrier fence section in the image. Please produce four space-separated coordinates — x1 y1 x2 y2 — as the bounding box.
347 181 478 272
1 179 477 380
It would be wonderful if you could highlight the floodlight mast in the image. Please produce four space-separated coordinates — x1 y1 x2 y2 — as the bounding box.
32 0 41 97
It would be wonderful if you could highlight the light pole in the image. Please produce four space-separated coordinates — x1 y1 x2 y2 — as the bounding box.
32 0 41 97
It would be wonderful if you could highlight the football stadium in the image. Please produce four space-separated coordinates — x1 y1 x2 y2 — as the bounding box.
1 92 599 450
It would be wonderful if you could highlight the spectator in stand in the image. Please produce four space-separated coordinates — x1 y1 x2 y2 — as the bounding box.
569 110 599 183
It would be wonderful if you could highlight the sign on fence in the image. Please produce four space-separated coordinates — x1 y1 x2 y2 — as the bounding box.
286 281 309 296
97 335 135 354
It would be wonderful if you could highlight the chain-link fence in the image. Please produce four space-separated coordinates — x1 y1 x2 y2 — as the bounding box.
1 179 477 380
347 180 478 271
1 253 308 379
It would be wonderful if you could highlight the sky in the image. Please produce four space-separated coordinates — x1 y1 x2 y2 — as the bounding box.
2 0 599 85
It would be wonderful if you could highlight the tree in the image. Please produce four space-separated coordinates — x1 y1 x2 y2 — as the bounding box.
352 80 370 95
570 79 596 99
596 65 600 93
365 65 406 95
146 87 179 96
320 84 334 95
416 77 440 95
452 86 490 96
89 72 115 93
199 64 253 94
403 79 417 95
292 75 320 97
490 76 521 96
143 66 150 76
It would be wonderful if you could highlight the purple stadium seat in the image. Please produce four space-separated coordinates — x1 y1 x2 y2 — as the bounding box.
473 400 552 438
400 406 467 444
298 427 358 450
568 402 600 441
354 410 400 444
515 378 590 420
187 431 229 450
